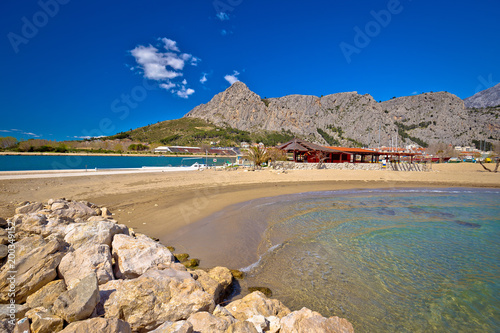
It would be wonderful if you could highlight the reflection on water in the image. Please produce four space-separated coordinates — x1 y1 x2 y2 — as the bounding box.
236 188 500 333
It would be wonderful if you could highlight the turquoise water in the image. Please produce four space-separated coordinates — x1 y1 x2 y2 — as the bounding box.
0 155 235 171
226 189 500 332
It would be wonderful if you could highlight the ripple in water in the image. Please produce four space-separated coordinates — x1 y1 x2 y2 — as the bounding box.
239 188 500 333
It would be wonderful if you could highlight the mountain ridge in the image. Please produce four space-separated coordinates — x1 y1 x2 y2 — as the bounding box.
464 83 500 108
185 82 499 147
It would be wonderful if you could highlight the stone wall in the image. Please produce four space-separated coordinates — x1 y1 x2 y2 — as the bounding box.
273 162 383 171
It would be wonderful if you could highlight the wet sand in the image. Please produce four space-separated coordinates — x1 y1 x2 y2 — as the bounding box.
0 163 498 265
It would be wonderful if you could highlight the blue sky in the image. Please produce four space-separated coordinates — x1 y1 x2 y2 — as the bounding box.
1 0 499 141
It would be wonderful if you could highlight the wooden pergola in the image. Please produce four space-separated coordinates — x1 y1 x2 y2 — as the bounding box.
326 146 382 163
277 139 387 163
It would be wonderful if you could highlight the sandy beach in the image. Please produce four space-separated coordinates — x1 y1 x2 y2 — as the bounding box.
1 163 498 242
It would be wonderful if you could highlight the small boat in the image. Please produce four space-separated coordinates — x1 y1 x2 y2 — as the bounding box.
191 162 207 169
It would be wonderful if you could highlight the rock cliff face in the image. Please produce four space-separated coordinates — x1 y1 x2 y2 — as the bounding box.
185 82 499 147
464 83 500 108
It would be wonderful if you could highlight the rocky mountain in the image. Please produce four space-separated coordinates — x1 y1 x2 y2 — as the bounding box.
185 82 499 147
464 83 500 108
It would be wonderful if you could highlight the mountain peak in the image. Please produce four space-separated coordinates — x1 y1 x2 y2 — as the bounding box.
229 81 248 89
464 83 500 108
225 81 254 94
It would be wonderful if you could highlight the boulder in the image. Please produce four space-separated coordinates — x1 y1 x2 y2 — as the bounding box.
16 214 68 238
52 273 100 323
26 280 67 309
15 202 44 215
59 318 132 333
226 321 259 333
187 311 235 332
0 229 7 246
0 238 66 303
112 234 174 279
0 218 7 228
193 267 233 304
226 291 290 321
0 303 29 321
149 320 193 333
13 317 30 333
12 235 46 258
51 202 68 211
280 307 354 333
58 244 114 288
0 319 13 333
0 245 7 259
104 269 214 332
213 304 235 318
101 207 112 217
246 315 269 333
26 307 64 333
92 279 124 317
266 316 281 333
64 220 129 250
51 201 97 221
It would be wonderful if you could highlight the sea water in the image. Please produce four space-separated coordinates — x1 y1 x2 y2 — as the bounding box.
220 188 499 332
0 155 235 171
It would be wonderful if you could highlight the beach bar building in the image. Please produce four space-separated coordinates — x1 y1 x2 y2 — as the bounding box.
326 147 382 163
277 139 382 163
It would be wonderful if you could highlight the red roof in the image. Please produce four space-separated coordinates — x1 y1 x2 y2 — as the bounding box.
326 147 379 154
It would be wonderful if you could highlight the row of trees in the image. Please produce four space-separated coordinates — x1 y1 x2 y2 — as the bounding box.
0 136 18 149
427 142 500 162
0 137 155 153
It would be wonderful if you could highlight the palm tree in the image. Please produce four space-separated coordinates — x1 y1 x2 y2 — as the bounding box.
243 146 269 168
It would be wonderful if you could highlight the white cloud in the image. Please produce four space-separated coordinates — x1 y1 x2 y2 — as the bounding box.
200 73 208 84
161 38 180 52
130 38 201 99
216 12 230 21
130 45 181 80
411 91 418 95
224 70 240 85
160 82 176 91
73 135 106 139
1 129 40 137
190 56 200 66
176 86 195 99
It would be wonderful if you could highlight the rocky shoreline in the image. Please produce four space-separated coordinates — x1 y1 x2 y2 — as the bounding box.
0 199 354 333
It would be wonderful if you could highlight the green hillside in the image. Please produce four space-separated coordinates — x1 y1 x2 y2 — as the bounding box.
106 117 296 147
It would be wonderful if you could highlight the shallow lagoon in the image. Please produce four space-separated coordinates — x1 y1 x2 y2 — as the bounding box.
186 188 500 332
